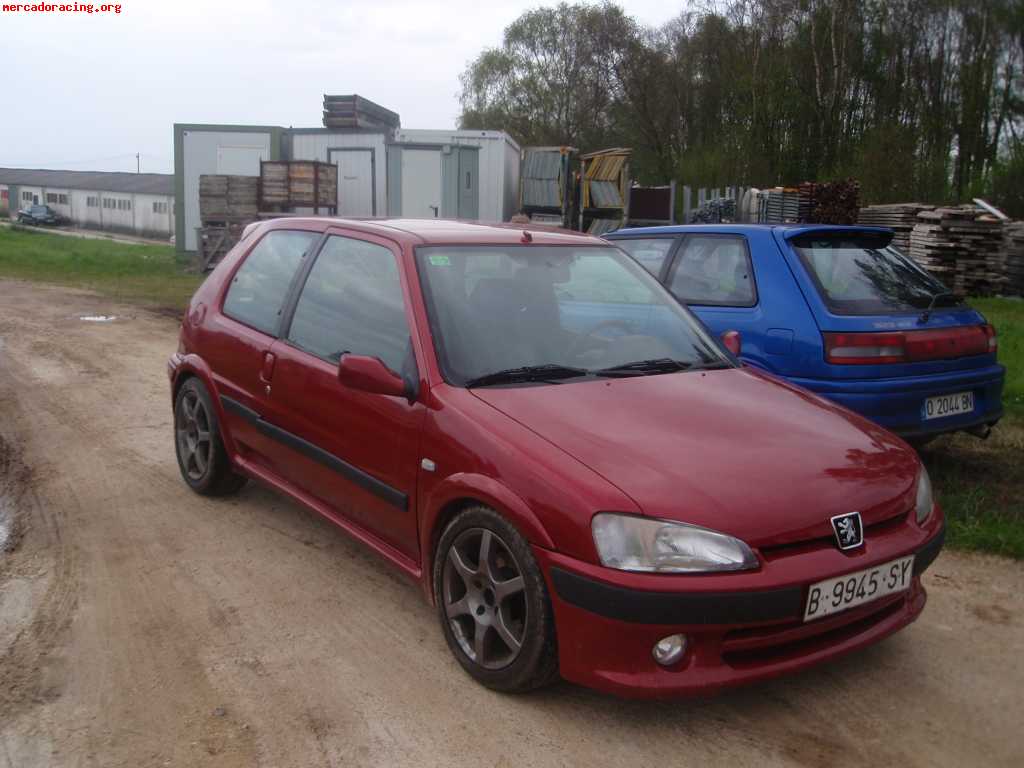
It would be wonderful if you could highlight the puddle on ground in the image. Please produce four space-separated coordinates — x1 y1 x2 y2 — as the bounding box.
79 315 117 322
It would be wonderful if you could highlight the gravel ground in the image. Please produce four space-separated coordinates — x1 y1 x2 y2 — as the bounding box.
0 279 1021 767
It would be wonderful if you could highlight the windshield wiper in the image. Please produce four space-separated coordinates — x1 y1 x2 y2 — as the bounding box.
464 364 590 388
918 291 956 324
594 358 695 377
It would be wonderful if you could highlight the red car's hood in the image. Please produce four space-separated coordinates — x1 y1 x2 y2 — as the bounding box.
471 368 919 547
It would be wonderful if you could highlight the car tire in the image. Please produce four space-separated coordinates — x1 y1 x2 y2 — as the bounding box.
173 377 247 496
433 506 559 693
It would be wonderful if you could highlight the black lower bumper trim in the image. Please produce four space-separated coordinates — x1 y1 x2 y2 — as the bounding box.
552 525 947 625
913 524 945 576
550 569 803 625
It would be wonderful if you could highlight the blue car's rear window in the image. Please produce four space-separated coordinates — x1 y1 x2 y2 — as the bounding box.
791 233 958 315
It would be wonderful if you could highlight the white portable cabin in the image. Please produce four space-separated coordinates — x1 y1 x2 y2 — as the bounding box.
174 125 281 252
390 129 520 222
175 121 522 253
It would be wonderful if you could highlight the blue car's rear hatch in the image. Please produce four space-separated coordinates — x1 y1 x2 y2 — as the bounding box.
774 226 999 380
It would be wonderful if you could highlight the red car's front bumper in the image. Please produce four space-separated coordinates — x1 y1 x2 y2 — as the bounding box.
535 512 944 699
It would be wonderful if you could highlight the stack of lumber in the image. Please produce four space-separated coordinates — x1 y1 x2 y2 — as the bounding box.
909 207 1005 296
259 161 337 210
1003 222 1024 296
858 204 935 252
799 179 861 224
322 94 400 131
199 175 258 224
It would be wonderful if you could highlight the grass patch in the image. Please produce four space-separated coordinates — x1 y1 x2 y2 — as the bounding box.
0 225 203 311
923 297 1024 559
971 297 1024 416
923 408 1024 559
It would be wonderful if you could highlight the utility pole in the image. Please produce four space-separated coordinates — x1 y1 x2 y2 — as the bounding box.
136 153 140 173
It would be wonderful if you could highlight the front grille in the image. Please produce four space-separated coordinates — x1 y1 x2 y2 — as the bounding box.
759 511 908 562
721 593 905 669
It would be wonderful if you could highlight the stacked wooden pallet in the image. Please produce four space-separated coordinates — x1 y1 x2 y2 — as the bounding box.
909 207 1005 296
1003 222 1024 296
259 161 337 211
858 203 934 252
199 175 258 223
799 179 861 225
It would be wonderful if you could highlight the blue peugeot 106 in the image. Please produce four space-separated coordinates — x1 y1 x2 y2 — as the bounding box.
605 224 1005 445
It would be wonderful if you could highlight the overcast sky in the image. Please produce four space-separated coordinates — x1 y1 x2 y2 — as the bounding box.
1 0 681 174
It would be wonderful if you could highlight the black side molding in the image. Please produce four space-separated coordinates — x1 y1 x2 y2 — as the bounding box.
220 395 408 511
550 568 804 625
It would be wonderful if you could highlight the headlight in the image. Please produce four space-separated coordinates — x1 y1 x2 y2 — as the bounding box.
591 513 758 573
915 466 934 524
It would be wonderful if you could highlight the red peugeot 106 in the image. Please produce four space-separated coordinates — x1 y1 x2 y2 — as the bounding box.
168 218 944 698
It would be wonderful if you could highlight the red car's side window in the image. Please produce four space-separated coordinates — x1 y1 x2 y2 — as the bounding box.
286 235 411 375
222 230 319 336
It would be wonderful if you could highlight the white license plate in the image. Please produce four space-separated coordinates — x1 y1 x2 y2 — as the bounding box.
804 555 914 622
922 391 974 420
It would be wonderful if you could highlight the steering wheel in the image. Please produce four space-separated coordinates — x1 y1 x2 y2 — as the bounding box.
569 319 636 359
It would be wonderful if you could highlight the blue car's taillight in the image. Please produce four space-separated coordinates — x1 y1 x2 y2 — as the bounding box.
824 325 994 364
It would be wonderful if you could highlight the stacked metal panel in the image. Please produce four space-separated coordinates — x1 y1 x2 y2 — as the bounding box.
758 188 801 223
520 146 575 227
522 149 563 207
322 94 400 131
580 148 631 234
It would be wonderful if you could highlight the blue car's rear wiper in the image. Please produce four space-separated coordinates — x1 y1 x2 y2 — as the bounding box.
594 358 694 377
918 291 957 324
464 364 590 388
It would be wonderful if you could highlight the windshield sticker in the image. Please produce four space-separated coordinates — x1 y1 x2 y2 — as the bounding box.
429 254 451 266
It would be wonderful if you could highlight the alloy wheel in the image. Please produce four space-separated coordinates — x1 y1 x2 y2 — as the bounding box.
442 528 528 670
176 390 212 481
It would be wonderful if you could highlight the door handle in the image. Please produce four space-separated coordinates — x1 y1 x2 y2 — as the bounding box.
259 351 276 384
429 205 439 218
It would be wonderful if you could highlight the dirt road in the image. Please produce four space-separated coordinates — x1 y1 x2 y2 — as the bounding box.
0 279 1021 768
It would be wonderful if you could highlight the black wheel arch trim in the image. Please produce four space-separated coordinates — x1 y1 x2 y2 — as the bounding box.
219 395 408 511
551 524 946 625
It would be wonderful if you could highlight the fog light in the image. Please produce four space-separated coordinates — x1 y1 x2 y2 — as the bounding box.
652 634 687 666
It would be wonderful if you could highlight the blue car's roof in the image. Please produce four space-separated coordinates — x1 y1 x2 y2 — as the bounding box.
607 223 892 240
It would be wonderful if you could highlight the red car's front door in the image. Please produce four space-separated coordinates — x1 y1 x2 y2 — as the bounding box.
259 230 425 561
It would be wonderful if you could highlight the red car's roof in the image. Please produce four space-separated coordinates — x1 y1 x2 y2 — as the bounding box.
264 217 601 246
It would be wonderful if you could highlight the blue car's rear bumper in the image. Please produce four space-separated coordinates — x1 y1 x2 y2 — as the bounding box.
789 364 1005 437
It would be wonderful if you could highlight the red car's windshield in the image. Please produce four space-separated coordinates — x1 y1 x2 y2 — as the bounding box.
415 245 730 386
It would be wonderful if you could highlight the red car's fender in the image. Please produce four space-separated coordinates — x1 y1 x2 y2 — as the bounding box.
167 352 241 458
417 471 557 602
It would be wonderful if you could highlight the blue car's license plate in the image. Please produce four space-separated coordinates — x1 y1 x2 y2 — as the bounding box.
922 391 974 420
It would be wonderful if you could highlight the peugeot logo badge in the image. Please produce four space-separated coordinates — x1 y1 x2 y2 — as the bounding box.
831 511 864 550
